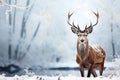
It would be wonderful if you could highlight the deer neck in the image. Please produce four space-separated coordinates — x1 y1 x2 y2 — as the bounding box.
77 40 89 59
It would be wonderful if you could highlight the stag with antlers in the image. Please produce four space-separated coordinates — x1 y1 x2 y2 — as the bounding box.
67 11 106 77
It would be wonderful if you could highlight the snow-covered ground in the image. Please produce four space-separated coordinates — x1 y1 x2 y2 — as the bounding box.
0 57 120 80
0 74 120 80
0 75 120 80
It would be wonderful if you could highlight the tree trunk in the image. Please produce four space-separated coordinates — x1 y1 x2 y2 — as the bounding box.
110 23 116 58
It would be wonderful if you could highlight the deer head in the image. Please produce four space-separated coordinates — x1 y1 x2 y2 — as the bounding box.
67 11 99 56
67 11 99 44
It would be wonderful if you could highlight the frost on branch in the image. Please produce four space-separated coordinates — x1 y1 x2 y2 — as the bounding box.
0 0 30 20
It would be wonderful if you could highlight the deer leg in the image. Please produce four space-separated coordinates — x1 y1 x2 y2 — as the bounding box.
99 58 105 76
90 64 97 77
91 69 97 77
79 65 84 77
99 63 104 76
87 65 97 77
87 64 94 77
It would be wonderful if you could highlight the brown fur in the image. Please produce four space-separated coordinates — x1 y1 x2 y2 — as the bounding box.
76 45 106 77
67 11 106 77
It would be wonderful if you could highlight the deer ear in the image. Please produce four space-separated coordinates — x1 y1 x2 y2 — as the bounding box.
86 26 93 34
71 27 79 34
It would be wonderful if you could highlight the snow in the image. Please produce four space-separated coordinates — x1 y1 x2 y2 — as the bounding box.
0 57 120 80
0 75 119 80
0 1 120 79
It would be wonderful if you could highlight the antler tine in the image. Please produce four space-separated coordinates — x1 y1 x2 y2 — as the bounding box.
77 24 81 31
67 12 74 27
86 11 99 29
67 11 79 29
68 12 73 20
89 22 92 28
91 11 99 27
72 21 76 28
85 25 87 29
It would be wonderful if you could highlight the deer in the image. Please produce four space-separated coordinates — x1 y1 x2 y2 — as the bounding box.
67 11 106 77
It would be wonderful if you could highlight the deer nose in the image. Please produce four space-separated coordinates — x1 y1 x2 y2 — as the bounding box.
81 39 84 42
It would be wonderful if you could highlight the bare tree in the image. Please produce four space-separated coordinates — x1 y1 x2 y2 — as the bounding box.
110 16 116 58
8 0 12 59
5 0 40 60
14 0 38 60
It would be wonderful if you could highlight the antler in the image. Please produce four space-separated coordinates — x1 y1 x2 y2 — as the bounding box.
67 11 99 34
67 12 81 32
85 11 99 33
92 11 99 27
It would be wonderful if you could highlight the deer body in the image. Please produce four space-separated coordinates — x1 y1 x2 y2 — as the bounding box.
76 45 106 77
67 11 106 77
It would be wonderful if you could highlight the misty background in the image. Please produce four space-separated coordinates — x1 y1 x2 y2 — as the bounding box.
0 0 120 76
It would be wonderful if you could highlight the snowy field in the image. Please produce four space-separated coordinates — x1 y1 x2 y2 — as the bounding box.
0 58 120 80
0 74 120 80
